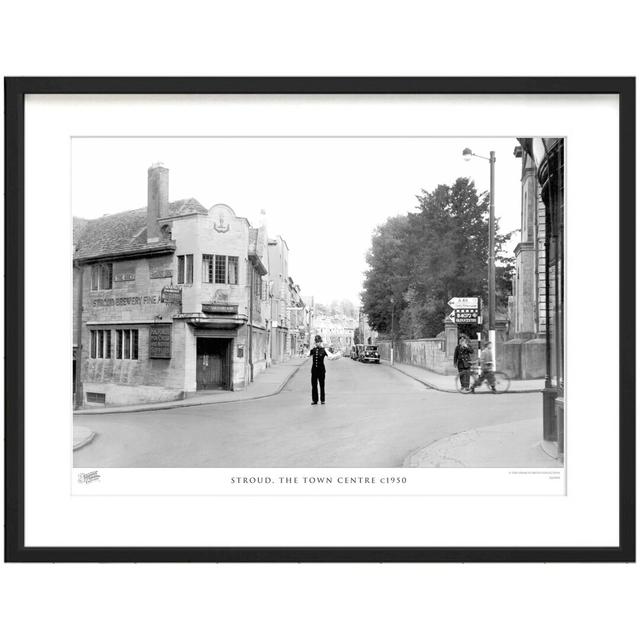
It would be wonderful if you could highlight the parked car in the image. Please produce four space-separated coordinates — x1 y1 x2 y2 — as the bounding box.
353 344 364 360
361 345 380 363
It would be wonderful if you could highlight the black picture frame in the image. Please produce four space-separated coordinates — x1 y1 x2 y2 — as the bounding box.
4 77 635 563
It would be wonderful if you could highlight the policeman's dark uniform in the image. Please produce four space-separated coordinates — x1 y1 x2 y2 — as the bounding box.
310 345 329 404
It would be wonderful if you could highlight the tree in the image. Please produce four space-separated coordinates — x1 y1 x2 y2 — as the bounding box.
360 215 411 334
361 177 513 338
314 299 358 319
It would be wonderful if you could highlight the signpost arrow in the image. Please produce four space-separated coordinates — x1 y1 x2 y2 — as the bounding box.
448 297 480 310
454 308 479 323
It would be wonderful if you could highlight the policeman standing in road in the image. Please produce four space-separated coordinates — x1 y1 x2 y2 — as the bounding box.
310 334 340 405
453 334 473 391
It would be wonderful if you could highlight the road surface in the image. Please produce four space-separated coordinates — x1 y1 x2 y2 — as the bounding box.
73 357 542 468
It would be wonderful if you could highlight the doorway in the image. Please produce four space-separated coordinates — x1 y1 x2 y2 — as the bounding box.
196 338 231 390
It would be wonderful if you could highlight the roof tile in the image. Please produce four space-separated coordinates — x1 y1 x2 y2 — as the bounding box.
74 198 207 260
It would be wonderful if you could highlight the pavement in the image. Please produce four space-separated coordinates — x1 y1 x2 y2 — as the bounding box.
74 356 308 415
73 426 95 451
382 359 545 393
403 418 561 468
383 360 559 467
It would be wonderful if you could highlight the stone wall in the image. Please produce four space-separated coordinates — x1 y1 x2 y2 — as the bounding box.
379 333 545 380
378 339 455 375
83 382 185 406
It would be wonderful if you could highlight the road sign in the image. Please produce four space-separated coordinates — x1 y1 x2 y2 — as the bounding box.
447 311 456 322
448 297 479 309
454 308 479 323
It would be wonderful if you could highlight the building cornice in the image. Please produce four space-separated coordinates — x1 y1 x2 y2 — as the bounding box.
158 213 208 222
514 241 534 257
74 243 176 265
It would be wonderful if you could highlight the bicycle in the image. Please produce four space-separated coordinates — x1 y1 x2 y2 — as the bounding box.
455 362 511 394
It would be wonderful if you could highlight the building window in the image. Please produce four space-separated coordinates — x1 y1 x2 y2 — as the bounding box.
89 329 111 358
203 255 239 285
177 254 193 284
115 329 139 360
228 256 238 285
245 264 265 300
215 255 226 283
90 263 113 290
254 270 262 299
202 254 214 283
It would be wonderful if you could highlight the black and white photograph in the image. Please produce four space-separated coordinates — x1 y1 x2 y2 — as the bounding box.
71 136 565 474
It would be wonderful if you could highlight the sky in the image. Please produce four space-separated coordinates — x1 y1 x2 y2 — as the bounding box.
72 137 523 306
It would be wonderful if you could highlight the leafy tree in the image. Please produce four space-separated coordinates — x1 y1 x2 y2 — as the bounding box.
360 215 411 334
315 298 358 319
361 177 513 338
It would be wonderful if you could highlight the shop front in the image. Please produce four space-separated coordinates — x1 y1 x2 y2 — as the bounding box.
187 311 248 392
196 337 232 390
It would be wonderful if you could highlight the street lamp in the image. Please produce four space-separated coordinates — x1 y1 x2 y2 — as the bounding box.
463 147 496 360
390 295 395 367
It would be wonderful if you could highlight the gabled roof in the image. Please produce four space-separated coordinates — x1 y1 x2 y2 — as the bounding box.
163 197 207 219
73 198 206 261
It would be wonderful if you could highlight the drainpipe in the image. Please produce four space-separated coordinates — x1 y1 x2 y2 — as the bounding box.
74 262 84 409
248 265 254 382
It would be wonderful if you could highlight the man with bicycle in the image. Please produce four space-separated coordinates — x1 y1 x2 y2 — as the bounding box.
470 341 496 393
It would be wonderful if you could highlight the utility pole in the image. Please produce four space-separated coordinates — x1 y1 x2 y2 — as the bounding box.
489 150 496 336
463 146 497 368
390 296 395 367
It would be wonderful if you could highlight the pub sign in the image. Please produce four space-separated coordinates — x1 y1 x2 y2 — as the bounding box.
149 325 172 359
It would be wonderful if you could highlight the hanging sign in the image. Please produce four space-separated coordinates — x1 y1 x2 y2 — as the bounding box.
149 325 172 359
161 286 182 305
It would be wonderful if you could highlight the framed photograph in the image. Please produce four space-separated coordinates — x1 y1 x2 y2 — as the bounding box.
5 77 635 562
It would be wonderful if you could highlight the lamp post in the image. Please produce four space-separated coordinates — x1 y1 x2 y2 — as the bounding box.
390 295 395 367
463 147 496 364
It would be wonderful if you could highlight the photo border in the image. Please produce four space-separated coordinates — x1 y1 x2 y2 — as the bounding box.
4 76 635 562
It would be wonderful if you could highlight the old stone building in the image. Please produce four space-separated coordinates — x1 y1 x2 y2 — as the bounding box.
73 163 270 407
287 279 306 356
502 145 547 380
516 138 565 458
267 236 291 363
512 145 546 338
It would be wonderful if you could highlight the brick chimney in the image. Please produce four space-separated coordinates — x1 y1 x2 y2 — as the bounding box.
147 163 168 243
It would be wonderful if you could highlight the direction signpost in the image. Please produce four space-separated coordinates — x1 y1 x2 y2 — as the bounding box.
448 297 479 310
448 297 481 324
454 308 479 323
